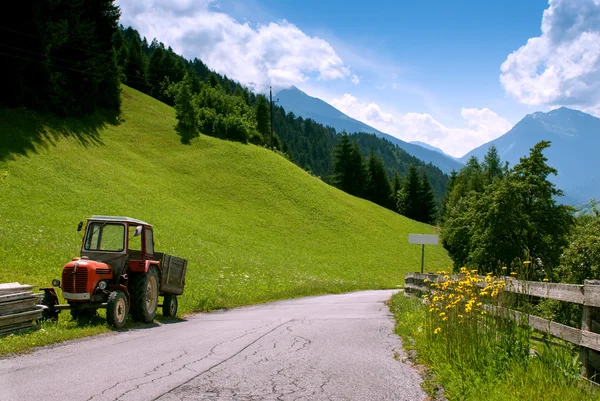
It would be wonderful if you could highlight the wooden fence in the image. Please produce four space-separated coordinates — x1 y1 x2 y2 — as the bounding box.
0 282 45 335
404 272 600 379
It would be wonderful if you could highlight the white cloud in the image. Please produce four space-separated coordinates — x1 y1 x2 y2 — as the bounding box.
330 94 512 158
500 0 600 115
350 74 360 85
116 0 351 91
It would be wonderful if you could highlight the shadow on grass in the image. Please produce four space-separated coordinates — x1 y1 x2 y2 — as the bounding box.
176 124 198 145
0 107 120 162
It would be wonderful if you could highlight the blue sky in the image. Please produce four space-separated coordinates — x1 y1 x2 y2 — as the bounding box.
117 0 600 157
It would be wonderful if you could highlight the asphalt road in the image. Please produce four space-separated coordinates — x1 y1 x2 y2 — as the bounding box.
0 290 426 401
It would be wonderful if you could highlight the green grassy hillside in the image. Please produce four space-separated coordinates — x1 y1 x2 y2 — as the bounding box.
0 86 450 347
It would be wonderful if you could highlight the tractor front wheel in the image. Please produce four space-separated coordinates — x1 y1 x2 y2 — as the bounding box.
162 294 178 318
106 290 128 329
130 266 159 323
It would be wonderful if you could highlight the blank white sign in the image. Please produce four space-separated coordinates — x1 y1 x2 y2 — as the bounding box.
408 234 439 245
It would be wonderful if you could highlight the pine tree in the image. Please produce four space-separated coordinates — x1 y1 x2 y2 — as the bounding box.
440 169 458 222
332 134 367 198
113 28 129 80
255 94 270 146
483 145 503 184
417 171 438 224
398 165 421 220
392 173 403 213
124 32 149 93
366 149 393 209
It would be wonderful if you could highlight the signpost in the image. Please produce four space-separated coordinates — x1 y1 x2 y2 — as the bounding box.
408 234 439 273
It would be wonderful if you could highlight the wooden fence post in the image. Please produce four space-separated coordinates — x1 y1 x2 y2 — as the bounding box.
582 280 594 378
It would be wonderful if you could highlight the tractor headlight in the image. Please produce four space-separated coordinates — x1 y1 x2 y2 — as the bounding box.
97 281 107 290
52 279 61 287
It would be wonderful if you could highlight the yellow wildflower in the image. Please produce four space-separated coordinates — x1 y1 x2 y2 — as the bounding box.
523 261 531 264
434 327 441 334
543 278 549 282
442 316 448 321
510 272 517 276
476 302 483 307
439 312 446 317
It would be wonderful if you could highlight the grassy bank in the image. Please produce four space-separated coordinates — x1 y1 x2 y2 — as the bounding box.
0 86 451 354
389 284 599 401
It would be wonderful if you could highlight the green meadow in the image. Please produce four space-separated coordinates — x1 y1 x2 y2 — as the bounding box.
0 86 451 353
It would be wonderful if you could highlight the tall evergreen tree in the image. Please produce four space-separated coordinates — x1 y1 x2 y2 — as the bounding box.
392 173 403 212
483 145 503 184
398 165 421 220
113 27 129 79
440 169 458 222
366 149 393 209
416 171 438 224
255 94 270 145
332 134 367 198
124 31 148 93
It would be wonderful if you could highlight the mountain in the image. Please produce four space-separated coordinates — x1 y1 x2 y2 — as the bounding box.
272 106 450 203
410 141 459 160
276 86 463 174
460 107 600 204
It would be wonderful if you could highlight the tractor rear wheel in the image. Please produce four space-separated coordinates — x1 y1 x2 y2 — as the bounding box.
130 266 159 323
162 294 178 318
106 290 128 329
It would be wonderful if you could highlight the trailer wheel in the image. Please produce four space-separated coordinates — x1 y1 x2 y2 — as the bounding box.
40 291 60 321
162 294 178 318
70 305 97 320
107 290 128 329
130 266 159 323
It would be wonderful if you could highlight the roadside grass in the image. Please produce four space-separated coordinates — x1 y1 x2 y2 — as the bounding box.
0 86 452 354
389 277 599 401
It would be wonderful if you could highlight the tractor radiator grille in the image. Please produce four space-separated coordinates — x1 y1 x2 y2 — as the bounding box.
62 267 88 293
96 268 111 275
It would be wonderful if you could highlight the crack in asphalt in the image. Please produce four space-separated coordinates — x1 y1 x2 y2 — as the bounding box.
86 320 281 401
163 319 321 400
151 319 293 401
86 350 190 401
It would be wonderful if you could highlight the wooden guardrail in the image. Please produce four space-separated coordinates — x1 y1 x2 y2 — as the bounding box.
0 282 45 335
405 272 600 379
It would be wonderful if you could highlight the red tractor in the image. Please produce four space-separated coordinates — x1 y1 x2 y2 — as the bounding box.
40 216 187 328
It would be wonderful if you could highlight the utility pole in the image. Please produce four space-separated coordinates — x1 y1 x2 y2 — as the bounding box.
269 86 273 150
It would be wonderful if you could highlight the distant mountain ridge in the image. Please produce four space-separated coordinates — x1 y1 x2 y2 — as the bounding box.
461 107 600 204
276 86 464 174
410 141 459 160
